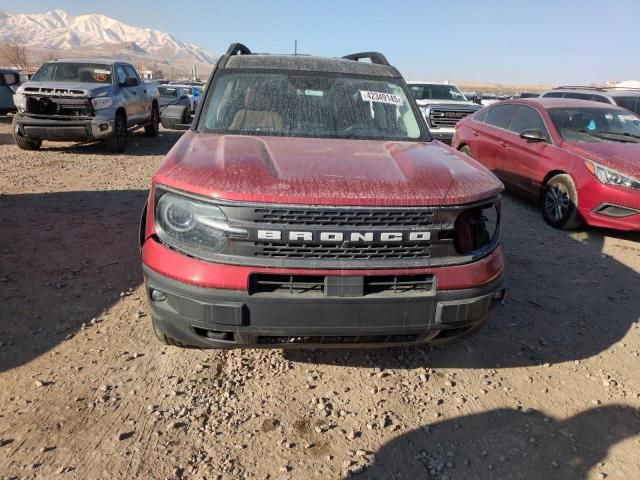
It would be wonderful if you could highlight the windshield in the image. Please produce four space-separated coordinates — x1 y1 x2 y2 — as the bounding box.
613 96 640 116
159 87 179 98
198 72 424 141
549 107 640 143
32 62 113 84
409 84 467 102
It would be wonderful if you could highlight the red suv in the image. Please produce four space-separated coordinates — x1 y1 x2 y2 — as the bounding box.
453 98 640 231
140 43 505 349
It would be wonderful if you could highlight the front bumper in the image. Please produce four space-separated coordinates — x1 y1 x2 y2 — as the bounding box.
577 180 640 231
144 265 504 349
14 113 114 141
428 128 455 144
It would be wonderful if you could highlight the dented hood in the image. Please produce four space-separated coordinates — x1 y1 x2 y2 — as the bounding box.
563 141 640 179
153 133 503 206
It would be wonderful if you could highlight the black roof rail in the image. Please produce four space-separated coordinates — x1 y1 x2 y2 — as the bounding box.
342 52 390 66
554 85 607 92
225 43 252 56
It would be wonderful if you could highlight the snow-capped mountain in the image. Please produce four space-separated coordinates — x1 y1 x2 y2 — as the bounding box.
0 9 216 64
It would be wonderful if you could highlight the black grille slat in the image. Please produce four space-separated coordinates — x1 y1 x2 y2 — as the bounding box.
255 242 430 260
254 207 435 227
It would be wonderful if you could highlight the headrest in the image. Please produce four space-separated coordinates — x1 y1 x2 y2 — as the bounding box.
244 87 272 110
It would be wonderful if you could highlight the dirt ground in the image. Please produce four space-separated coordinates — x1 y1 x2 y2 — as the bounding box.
0 115 639 480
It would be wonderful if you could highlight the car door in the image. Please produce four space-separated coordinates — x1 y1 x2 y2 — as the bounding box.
124 64 150 120
471 104 519 177
501 105 554 196
115 64 140 124
0 72 16 111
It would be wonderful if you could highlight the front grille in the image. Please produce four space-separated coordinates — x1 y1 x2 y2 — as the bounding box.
256 334 420 345
254 242 430 260
429 109 472 129
26 96 93 117
253 208 435 227
249 273 435 296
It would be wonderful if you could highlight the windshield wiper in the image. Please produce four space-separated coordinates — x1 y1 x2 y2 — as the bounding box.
599 131 640 141
563 128 635 143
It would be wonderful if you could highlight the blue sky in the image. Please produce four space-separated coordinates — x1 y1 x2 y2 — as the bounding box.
5 0 638 85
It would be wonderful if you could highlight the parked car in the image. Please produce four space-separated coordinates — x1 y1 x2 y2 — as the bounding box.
452 98 640 231
541 86 640 116
140 42 505 349
12 58 160 152
407 81 482 144
0 69 26 114
157 85 191 112
169 84 203 112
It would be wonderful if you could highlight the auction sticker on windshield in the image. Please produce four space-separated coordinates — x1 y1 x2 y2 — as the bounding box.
360 90 403 106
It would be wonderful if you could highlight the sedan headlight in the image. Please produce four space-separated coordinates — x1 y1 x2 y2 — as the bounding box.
154 190 247 258
584 160 640 191
91 96 113 110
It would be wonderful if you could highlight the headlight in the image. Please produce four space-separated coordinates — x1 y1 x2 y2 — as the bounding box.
154 191 247 258
452 200 500 255
91 96 113 110
584 160 640 191
13 93 26 111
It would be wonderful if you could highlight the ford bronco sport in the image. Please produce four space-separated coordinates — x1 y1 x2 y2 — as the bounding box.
12 59 160 152
140 43 505 349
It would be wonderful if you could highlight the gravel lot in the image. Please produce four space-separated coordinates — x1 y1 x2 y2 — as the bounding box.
0 115 639 480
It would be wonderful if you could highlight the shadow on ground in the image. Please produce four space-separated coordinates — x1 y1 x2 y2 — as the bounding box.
0 189 148 373
360 404 640 480
285 194 640 369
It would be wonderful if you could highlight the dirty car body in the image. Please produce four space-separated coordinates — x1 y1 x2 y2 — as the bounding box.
12 58 160 151
141 44 505 349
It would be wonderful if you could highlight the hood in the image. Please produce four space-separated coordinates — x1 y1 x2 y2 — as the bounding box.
416 99 479 108
153 134 503 206
563 141 640 178
18 81 115 97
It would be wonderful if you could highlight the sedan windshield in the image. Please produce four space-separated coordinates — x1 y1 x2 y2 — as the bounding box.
32 62 113 84
159 87 180 98
409 84 467 102
549 107 640 143
199 72 424 141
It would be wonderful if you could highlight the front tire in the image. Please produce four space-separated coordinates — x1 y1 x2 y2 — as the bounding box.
12 116 42 151
105 111 128 153
144 104 159 137
541 174 581 229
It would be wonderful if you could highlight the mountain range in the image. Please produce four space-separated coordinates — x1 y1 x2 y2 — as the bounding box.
0 9 216 69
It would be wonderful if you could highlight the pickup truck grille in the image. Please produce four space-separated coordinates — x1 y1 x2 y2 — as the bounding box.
253 207 435 227
429 108 473 129
26 96 93 117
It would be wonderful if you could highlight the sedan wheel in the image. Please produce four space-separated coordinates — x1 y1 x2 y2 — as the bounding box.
541 174 581 229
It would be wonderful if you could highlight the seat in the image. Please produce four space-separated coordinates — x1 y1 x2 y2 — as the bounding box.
229 87 283 131
79 70 94 83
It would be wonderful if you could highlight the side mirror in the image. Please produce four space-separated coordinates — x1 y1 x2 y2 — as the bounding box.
520 129 546 142
121 77 139 87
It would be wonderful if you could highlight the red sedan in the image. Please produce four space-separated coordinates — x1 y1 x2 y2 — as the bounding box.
452 98 640 231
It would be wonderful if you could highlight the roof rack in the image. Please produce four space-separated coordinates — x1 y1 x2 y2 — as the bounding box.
554 85 640 93
225 43 251 56
342 52 390 66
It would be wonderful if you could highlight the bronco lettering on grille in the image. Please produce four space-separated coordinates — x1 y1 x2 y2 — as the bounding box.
256 230 431 243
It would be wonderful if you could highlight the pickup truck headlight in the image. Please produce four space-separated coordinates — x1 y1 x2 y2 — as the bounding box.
155 191 247 257
13 93 26 111
584 160 640 191
91 97 113 110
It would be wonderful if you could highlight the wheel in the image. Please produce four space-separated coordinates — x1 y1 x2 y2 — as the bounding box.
144 103 160 137
105 111 128 153
12 116 42 150
459 145 472 157
541 174 581 229
152 317 179 346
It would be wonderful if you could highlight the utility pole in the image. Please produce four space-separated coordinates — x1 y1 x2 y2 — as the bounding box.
294 40 297 55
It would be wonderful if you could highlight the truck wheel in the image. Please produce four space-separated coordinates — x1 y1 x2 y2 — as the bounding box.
541 174 581 229
105 112 128 153
152 318 179 346
144 104 160 137
12 116 42 151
